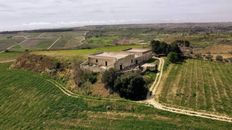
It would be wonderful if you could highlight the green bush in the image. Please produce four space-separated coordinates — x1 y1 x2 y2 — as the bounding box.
167 52 181 63
150 40 181 55
114 72 148 100
101 68 118 90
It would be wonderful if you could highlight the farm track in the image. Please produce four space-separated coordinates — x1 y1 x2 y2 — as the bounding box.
0 36 28 53
47 37 61 50
0 59 16 63
47 79 133 103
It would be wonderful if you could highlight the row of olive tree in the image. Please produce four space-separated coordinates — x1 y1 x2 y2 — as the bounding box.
102 69 148 100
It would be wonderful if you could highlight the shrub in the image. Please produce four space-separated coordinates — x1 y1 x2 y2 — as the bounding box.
172 40 191 47
4 49 9 53
150 40 181 55
101 68 118 90
215 55 223 62
167 52 180 63
84 72 98 84
114 72 148 100
73 61 98 87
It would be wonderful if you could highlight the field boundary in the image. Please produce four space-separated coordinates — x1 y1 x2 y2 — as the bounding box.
47 37 61 50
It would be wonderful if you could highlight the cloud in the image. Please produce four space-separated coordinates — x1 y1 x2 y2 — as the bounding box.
0 0 232 31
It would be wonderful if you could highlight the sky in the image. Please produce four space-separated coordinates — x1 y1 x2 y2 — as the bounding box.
0 0 232 31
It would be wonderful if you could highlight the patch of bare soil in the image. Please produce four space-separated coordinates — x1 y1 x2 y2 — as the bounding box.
196 44 232 57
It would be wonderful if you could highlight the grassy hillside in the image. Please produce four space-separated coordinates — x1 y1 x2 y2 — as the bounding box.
158 59 232 116
0 63 232 129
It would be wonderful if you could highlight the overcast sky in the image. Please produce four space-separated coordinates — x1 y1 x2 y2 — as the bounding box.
0 0 232 31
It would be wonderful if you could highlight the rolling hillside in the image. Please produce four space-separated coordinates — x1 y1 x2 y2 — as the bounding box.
0 63 232 129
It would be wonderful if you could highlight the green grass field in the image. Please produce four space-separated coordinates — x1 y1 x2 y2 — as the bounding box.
159 59 232 116
0 63 232 129
0 52 23 61
32 45 144 60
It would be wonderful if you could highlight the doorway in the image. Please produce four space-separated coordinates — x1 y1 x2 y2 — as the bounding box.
120 64 123 70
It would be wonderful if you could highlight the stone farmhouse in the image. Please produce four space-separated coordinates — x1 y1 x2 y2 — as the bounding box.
81 48 152 72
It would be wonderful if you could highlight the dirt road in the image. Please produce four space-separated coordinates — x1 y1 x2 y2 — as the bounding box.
47 37 61 50
0 59 16 63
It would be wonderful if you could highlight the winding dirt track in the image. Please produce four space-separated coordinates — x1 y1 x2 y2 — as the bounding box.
0 59 16 63
145 57 232 123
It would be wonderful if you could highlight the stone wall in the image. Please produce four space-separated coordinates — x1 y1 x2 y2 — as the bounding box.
135 51 153 64
88 56 116 69
114 54 135 70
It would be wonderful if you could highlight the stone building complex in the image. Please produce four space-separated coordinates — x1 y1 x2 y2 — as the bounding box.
81 48 152 72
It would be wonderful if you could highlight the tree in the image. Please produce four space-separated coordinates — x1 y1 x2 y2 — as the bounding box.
151 40 161 54
151 40 182 55
173 40 191 47
101 68 118 90
114 72 148 100
167 52 180 63
168 43 181 53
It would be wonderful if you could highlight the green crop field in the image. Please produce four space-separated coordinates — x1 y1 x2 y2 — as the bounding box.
158 59 232 116
50 31 87 49
32 44 144 60
1 31 87 51
0 63 231 129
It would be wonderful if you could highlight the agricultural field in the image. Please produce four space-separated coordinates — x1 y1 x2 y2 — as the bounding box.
32 44 144 60
0 63 231 129
0 34 25 51
85 26 232 48
50 31 87 49
0 31 87 51
157 59 232 116
195 43 232 59
1 24 232 52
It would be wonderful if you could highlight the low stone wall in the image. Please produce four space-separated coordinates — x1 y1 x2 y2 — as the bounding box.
80 61 107 73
